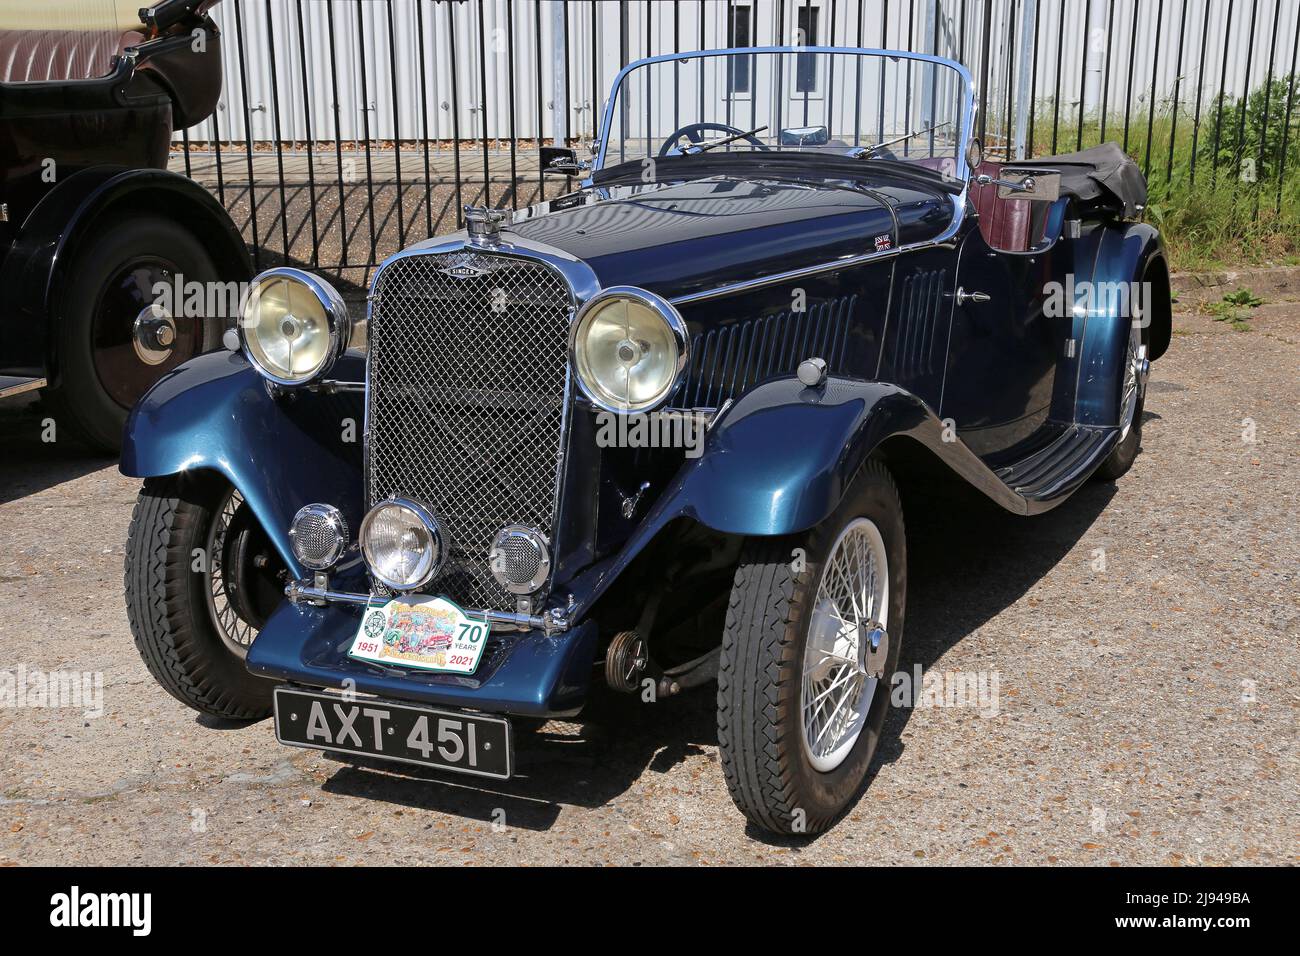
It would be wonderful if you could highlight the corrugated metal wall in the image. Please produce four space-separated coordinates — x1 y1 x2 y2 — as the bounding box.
185 0 1299 148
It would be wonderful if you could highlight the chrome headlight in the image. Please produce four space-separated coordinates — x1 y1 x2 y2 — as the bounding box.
359 498 446 592
288 503 348 571
240 267 350 385
570 287 688 413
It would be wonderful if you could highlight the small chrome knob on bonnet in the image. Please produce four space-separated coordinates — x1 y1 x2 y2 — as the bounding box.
797 357 828 388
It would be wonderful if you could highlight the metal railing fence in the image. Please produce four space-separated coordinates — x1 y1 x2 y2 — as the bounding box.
173 0 1299 287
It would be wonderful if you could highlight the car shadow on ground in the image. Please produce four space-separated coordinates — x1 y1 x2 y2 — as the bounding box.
0 393 116 505
320 474 1118 836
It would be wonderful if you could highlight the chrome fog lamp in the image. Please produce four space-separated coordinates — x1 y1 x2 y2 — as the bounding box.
288 503 348 571
571 286 688 413
240 267 350 386
359 498 446 592
489 525 552 595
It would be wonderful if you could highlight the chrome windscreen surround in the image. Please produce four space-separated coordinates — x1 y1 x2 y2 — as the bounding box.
364 233 599 612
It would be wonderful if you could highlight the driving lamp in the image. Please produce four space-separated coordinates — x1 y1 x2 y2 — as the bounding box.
359 498 446 592
570 287 688 413
288 503 348 571
240 267 350 385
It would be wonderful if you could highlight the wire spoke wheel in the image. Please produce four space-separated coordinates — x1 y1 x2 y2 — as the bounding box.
1118 321 1146 442
204 488 259 657
800 517 889 773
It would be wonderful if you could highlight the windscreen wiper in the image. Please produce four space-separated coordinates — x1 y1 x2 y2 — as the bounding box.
686 125 770 154
856 121 952 158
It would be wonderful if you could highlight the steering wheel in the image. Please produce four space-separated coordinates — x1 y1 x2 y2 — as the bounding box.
657 122 771 157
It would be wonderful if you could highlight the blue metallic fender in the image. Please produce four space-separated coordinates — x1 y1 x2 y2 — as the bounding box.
562 375 1028 621
120 349 366 580
1075 222 1167 428
122 349 602 717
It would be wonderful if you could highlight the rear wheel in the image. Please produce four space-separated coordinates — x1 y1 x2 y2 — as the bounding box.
45 215 222 452
1095 320 1149 481
718 459 906 835
124 473 284 720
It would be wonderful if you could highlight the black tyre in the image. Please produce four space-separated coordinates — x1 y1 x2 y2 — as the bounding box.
1094 320 1149 481
45 215 222 452
718 458 906 835
124 473 277 720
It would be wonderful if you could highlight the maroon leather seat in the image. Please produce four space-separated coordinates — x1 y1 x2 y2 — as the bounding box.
0 28 142 84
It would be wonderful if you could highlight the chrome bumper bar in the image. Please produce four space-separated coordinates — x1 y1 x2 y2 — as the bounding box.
284 580 572 636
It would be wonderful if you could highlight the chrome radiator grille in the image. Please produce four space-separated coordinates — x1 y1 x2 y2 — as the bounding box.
366 251 573 611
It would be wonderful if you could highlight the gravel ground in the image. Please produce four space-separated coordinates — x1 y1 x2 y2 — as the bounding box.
0 294 1295 866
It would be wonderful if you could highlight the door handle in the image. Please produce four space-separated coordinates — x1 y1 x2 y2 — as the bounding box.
955 286 991 306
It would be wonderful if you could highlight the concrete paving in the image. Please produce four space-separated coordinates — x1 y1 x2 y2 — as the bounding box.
0 293 1295 865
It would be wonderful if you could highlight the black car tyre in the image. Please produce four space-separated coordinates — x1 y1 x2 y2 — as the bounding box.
45 215 222 453
124 473 274 720
718 458 906 835
1094 319 1149 481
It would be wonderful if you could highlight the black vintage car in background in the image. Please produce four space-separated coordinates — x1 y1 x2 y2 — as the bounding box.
0 0 247 450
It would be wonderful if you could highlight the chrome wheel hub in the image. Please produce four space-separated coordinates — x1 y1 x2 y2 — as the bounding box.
132 303 178 366
801 517 890 773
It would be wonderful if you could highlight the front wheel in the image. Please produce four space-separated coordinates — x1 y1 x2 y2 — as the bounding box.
718 459 906 835
124 473 283 720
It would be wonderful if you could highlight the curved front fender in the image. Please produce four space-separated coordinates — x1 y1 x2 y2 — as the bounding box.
675 378 927 535
120 350 365 579
563 375 1027 620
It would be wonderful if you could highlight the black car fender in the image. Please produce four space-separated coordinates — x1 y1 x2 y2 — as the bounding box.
0 165 250 375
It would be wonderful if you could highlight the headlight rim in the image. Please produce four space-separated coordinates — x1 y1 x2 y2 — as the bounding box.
240 266 351 387
569 285 689 415
358 496 447 593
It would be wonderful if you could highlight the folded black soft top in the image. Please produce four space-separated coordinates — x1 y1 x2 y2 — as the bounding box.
1007 142 1148 219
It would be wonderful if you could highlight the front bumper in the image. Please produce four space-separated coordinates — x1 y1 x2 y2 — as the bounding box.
245 598 599 718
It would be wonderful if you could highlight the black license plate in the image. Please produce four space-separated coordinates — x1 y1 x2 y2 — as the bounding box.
273 687 512 780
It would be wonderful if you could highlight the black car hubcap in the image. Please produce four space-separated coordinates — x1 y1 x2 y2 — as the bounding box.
92 258 203 408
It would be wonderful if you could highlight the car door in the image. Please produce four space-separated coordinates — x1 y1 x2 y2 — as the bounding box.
940 228 1066 460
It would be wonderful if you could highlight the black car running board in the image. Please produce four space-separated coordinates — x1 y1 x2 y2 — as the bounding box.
993 424 1119 501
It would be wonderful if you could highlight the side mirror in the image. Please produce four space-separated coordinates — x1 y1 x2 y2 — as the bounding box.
540 146 581 176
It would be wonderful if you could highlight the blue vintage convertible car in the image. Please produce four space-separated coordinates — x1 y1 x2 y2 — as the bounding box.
121 47 1168 835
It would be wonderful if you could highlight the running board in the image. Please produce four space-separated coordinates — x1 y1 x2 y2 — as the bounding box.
0 376 46 400
994 424 1118 501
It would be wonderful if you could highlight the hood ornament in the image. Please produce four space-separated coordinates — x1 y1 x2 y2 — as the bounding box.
464 205 508 245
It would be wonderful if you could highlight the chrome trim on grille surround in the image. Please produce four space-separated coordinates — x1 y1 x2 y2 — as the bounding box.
364 232 600 613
